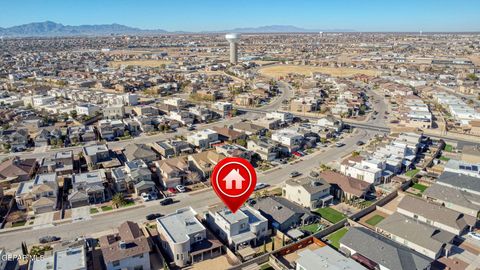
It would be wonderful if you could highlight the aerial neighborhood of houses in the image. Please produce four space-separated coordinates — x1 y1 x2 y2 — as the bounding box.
0 28 479 270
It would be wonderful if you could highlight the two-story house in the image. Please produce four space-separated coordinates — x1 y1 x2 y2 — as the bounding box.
283 177 332 209
205 205 268 251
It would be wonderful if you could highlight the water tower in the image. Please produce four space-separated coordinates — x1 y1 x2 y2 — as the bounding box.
225 33 241 64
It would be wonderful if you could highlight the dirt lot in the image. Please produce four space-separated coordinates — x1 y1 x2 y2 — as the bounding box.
258 65 380 78
108 60 172 68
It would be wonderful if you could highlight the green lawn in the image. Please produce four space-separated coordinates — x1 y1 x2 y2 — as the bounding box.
439 156 450 161
11 220 26 227
315 207 347 224
90 208 99 214
300 223 324 233
405 169 420 178
365 215 385 226
121 201 135 208
101 206 113 211
412 183 428 192
326 228 349 249
444 144 453 152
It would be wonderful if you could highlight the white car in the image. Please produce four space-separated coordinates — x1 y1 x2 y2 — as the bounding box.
141 193 151 202
254 183 269 191
468 232 480 241
176 185 186 193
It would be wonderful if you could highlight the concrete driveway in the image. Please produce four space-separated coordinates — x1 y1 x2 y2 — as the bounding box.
33 212 55 227
71 206 91 222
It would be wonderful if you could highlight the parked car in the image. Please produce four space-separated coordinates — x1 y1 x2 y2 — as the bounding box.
254 183 269 191
39 236 61 244
335 142 345 147
176 185 186 193
356 141 364 146
146 213 162 221
167 188 177 194
310 171 319 177
160 198 174 206
141 193 152 202
290 171 302 178
293 152 302 157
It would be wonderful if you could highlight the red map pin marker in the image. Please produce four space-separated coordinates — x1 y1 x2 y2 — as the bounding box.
211 157 257 213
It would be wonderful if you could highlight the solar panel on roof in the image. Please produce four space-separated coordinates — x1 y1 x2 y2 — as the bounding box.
472 166 478 171
460 165 466 170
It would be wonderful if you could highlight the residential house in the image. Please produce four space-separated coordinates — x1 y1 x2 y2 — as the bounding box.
157 207 223 267
266 111 294 123
0 157 37 182
154 157 189 189
340 227 432 270
247 139 282 161
76 103 101 116
168 111 194 126
317 116 344 132
100 221 151 270
112 160 155 195
423 183 480 218
271 128 304 152
340 157 384 185
376 212 455 259
103 105 125 120
205 205 268 251
69 170 106 208
83 144 110 165
29 244 86 270
123 143 158 164
38 151 74 175
436 171 480 196
187 129 220 149
232 122 266 136
253 196 318 232
150 140 193 158
319 171 372 201
188 151 225 179
98 119 125 140
282 177 332 209
15 173 57 214
1 129 29 151
212 102 232 117
295 243 367 270
397 195 475 235
211 127 247 142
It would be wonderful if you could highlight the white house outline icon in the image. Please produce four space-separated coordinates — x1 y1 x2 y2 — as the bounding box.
222 168 245 189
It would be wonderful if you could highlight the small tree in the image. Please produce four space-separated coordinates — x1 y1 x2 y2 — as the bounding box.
112 193 126 208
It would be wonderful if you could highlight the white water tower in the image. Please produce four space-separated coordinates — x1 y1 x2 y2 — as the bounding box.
225 33 241 64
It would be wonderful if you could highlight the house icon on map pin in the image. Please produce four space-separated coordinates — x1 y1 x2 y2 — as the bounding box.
222 168 245 189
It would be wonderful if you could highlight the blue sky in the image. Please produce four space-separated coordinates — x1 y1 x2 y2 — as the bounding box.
1 0 479 32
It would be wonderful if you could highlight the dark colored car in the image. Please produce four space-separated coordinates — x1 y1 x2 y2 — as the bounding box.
356 141 364 146
39 236 61 244
146 213 162 221
160 198 174 206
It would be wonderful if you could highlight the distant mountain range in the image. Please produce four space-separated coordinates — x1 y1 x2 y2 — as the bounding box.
0 21 168 37
0 21 354 37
